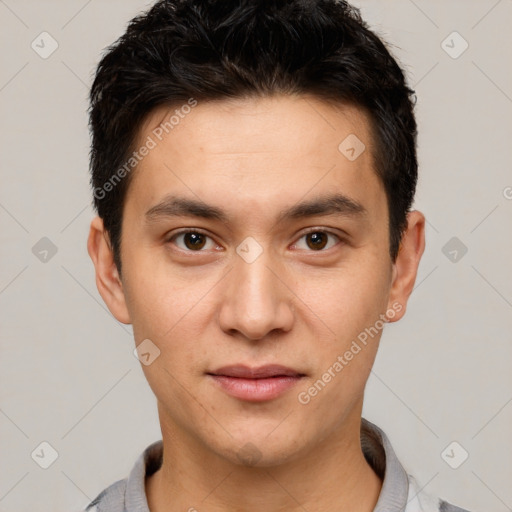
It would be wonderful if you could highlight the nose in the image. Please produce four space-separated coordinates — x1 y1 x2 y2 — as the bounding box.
218 246 295 341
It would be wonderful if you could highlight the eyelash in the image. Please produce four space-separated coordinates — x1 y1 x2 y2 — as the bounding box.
166 227 343 253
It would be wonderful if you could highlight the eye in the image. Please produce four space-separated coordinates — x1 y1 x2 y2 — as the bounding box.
167 228 342 253
292 229 341 251
168 230 219 252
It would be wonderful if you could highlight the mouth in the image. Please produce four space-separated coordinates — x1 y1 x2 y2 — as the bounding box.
206 365 306 402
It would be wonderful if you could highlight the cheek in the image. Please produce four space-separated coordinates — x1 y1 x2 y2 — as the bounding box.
295 252 391 400
301 255 391 340
122 259 222 401
122 249 218 339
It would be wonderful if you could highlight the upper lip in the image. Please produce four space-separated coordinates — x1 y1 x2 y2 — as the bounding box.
208 364 305 379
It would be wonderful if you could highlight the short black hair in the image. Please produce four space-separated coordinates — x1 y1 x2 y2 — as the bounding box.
89 0 418 274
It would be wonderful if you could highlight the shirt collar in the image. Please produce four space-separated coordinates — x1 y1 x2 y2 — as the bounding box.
123 417 409 512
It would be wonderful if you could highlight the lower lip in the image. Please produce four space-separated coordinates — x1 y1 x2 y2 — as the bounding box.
209 375 303 402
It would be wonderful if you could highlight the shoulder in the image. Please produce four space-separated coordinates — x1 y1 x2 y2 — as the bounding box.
81 439 162 512
407 475 472 512
361 419 472 512
84 478 127 512
439 503 472 512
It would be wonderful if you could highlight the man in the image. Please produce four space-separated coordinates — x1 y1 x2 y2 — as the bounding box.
85 0 470 511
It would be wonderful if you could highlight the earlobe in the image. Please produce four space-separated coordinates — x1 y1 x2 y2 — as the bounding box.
87 216 132 324
386 210 426 323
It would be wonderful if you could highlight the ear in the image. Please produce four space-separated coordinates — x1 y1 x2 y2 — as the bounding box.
87 216 131 324
386 210 426 322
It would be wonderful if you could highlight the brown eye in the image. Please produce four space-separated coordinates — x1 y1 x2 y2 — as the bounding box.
183 232 206 250
294 230 340 251
306 232 328 250
170 230 216 251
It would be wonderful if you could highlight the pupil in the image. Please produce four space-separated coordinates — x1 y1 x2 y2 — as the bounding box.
308 232 327 250
185 233 205 250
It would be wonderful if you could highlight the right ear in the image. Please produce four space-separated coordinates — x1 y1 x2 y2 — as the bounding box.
87 216 132 324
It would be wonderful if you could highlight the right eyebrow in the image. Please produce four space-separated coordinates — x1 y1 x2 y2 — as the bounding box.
145 195 229 223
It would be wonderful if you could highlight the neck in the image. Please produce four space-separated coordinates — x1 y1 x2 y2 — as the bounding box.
146 406 382 512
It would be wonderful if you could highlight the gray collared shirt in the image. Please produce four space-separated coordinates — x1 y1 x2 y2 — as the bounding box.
85 418 470 512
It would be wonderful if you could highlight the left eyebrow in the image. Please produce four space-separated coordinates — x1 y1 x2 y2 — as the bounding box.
276 193 367 224
144 193 367 225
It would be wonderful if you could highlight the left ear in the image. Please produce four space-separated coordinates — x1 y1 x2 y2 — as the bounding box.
386 210 426 322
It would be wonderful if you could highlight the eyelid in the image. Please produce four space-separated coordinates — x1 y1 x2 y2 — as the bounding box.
167 227 211 239
298 226 344 238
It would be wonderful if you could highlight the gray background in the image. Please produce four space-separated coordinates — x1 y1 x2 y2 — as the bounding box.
0 0 511 511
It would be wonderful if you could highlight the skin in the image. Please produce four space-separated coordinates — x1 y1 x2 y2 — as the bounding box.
88 94 425 512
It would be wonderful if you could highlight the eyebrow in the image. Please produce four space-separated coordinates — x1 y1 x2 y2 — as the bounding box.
144 193 367 225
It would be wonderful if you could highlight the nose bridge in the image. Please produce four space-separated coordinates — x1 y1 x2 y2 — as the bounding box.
218 239 294 340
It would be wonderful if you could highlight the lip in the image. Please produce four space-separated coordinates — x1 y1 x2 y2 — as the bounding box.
209 364 304 379
207 365 306 402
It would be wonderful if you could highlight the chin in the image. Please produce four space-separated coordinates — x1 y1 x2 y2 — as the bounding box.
211 429 310 469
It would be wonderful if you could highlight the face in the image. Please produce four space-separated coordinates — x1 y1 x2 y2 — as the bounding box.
89 94 424 467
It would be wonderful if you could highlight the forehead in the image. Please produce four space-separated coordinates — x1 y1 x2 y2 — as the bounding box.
138 94 373 161
126 94 384 225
